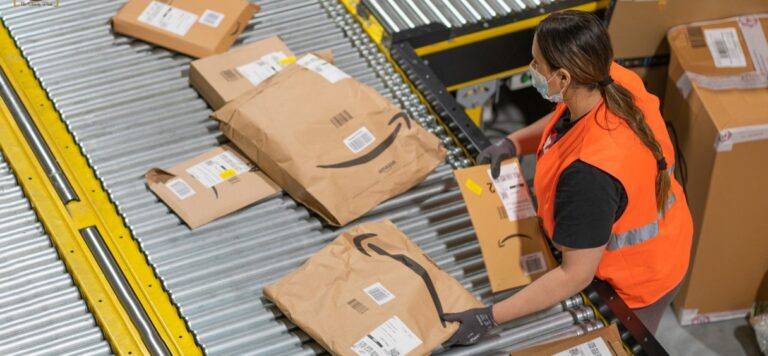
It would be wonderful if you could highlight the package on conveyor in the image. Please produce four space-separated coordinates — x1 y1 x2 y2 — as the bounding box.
264 219 482 356
510 323 628 356
211 54 446 226
145 144 281 229
454 159 558 292
112 0 259 58
189 36 334 110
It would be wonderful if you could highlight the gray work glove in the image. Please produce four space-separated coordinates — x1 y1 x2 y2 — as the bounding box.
443 306 498 346
476 138 517 179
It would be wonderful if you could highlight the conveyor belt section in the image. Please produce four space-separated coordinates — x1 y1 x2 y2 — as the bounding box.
0 153 111 356
346 0 607 91
1 0 607 354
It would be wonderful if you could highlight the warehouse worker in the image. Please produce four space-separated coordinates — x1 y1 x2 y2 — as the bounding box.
443 10 693 345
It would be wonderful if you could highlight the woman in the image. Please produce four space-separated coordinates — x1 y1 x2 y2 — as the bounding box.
443 10 693 345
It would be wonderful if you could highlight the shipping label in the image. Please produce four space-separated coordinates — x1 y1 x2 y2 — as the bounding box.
344 127 376 153
297 54 350 83
198 9 225 28
186 151 252 188
552 337 613 356
236 51 290 86
363 282 395 306
166 177 195 200
351 316 423 356
704 28 747 68
137 1 198 37
488 163 537 221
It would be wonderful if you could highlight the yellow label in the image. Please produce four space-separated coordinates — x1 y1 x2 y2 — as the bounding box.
279 56 296 65
465 178 483 196
219 169 237 180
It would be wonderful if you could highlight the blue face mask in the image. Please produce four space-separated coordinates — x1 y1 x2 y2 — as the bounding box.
529 65 564 103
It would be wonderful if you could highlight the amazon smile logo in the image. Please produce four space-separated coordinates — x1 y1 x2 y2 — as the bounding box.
497 233 532 248
317 112 411 169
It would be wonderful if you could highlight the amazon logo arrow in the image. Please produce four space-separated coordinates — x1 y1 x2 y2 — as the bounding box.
497 233 533 248
317 112 411 169
352 232 448 327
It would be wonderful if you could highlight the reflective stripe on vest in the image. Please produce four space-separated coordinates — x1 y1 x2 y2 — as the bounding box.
607 167 676 251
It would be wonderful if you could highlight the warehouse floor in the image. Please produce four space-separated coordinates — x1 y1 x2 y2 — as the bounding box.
657 307 762 356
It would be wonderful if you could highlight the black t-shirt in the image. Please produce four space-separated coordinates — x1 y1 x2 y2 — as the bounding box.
548 110 628 249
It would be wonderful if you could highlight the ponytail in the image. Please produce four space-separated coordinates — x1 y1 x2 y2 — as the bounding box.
601 82 671 215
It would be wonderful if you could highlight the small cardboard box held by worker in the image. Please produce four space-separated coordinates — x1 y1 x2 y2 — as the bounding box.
264 220 482 356
454 159 558 292
112 0 259 58
211 54 446 226
510 323 628 356
145 144 281 229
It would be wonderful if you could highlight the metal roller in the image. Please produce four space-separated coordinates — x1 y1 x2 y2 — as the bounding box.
0 0 600 354
0 153 110 356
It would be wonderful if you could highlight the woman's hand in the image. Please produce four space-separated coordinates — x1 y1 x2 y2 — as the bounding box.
477 138 517 179
443 305 497 346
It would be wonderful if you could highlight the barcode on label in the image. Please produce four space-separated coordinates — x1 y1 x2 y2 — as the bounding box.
521 252 546 275
703 28 747 68
347 299 369 314
344 127 376 153
363 282 395 305
220 69 241 82
198 9 224 28
330 110 354 128
166 178 195 200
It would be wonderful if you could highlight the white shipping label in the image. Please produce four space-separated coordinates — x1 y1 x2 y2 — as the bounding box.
738 16 768 74
198 9 225 28
344 127 376 153
137 1 198 37
236 52 289 86
714 123 768 152
552 337 613 356
363 282 395 306
351 316 423 356
166 178 195 200
297 54 351 83
488 163 537 221
704 28 747 68
520 252 547 276
185 151 252 188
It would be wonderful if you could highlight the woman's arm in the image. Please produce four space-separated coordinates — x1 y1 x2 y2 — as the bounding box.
507 112 552 156
492 244 605 323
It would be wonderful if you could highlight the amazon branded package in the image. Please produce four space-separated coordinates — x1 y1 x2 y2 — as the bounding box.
510 324 628 356
264 220 482 356
212 54 446 226
112 0 259 58
145 144 281 229
454 159 557 292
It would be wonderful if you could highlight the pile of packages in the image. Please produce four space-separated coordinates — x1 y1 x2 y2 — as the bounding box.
111 0 566 354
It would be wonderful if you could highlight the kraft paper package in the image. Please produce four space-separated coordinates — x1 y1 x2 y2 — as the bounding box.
212 54 446 226
510 324 628 356
264 220 483 356
145 144 281 229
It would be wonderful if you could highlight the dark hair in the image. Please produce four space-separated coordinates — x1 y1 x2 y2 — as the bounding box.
535 10 670 214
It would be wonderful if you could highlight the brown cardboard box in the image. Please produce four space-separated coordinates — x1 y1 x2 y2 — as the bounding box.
212 54 446 226
145 144 281 229
454 160 557 292
264 220 483 356
510 324 627 356
664 15 768 325
112 0 259 58
608 0 768 59
189 36 294 110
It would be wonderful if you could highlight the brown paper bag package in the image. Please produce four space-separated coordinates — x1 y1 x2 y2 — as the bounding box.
212 54 446 226
264 219 482 356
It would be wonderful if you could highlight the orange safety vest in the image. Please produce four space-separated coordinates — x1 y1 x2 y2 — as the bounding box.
533 63 693 308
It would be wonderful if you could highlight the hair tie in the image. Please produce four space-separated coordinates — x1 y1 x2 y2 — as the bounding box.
657 157 668 171
597 76 614 87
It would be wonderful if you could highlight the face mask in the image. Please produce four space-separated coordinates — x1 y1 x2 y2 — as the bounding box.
529 65 564 103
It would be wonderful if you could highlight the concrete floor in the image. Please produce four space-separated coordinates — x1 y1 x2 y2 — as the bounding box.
657 307 763 356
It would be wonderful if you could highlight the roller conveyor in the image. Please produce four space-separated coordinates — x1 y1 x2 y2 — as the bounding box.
0 0 607 354
0 153 112 356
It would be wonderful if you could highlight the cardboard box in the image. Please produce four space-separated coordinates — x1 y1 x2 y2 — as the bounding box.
454 160 557 292
145 144 281 229
212 54 446 226
510 324 627 356
663 15 768 325
264 220 483 356
190 36 295 110
112 0 259 58
608 0 768 59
